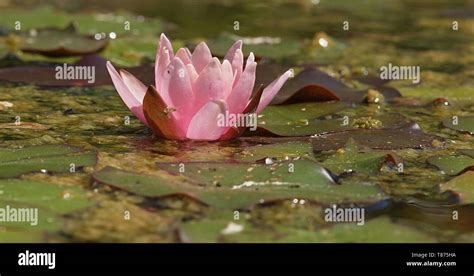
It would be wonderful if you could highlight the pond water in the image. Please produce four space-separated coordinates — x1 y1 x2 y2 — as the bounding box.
0 0 473 242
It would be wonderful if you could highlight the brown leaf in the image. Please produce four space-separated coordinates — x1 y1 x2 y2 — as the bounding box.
0 54 154 87
256 65 401 104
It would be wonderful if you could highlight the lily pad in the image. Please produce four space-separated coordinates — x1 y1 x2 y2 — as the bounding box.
180 214 435 243
427 155 474 176
459 149 474 158
258 102 411 137
93 160 384 209
0 54 154 87
0 7 162 35
256 101 347 136
287 216 436 243
208 33 301 60
20 25 108 57
0 145 96 178
312 123 441 151
0 178 95 241
442 116 474 134
321 140 399 175
268 67 401 104
440 171 474 204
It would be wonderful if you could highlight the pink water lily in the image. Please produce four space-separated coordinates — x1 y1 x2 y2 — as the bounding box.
107 33 292 141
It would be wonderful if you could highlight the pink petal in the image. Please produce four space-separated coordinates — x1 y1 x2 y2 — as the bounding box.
167 58 195 127
221 59 234 99
119 69 147 103
226 53 256 115
186 100 228 140
192 42 213 73
155 34 174 87
106 61 147 125
224 40 242 63
175 47 192 65
186 64 198 84
231 49 243 86
192 58 225 109
256 69 293 114
155 48 171 102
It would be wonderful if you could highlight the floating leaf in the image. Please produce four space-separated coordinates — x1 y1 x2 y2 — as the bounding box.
312 123 441 151
0 54 154 87
20 25 108 57
321 140 399 175
256 102 347 136
0 145 96 178
93 160 384 209
427 155 474 176
258 103 411 137
283 216 436 243
0 179 95 242
442 116 474 134
459 149 474 158
268 67 401 104
0 7 162 36
180 213 435 243
440 171 474 204
208 33 301 60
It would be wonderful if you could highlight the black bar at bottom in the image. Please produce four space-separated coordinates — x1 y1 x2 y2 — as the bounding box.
0 243 471 275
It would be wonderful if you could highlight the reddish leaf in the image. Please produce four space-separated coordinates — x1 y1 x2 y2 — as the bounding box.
0 54 154 87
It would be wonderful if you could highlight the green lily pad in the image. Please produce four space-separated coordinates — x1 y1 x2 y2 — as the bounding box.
234 141 314 162
427 155 474 176
20 25 108 57
440 171 474 204
0 179 95 242
258 102 411 137
442 116 474 134
459 149 474 158
321 140 398 175
257 101 347 136
312 123 441 151
0 7 162 35
181 214 435 243
208 33 301 60
93 160 384 209
0 145 96 178
286 216 436 243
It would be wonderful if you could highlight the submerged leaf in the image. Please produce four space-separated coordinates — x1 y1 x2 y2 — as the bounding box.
234 141 314 162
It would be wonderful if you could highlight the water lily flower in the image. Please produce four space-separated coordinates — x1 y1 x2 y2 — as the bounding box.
107 33 292 141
